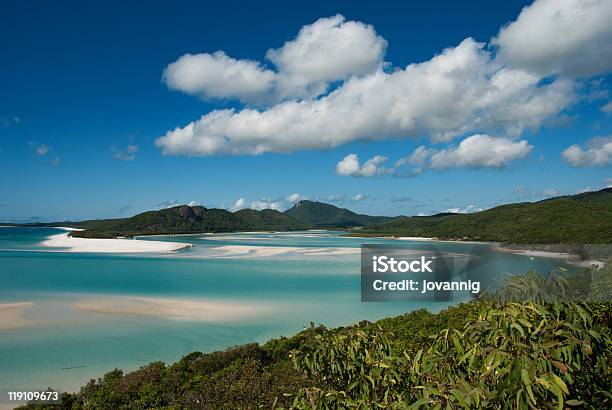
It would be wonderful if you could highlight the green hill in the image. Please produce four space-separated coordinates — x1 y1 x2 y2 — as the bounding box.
356 188 612 244
284 200 399 228
68 205 310 238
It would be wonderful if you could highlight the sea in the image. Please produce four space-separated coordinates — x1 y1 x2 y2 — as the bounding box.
0 227 576 393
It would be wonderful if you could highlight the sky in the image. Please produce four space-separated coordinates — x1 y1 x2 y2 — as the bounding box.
1 0 611 222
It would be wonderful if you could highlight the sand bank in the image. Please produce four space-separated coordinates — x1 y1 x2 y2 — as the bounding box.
0 302 34 331
41 233 191 253
72 296 263 321
208 245 360 258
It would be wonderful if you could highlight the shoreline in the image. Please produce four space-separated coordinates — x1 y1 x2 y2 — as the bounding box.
494 246 605 268
349 233 606 267
41 232 192 253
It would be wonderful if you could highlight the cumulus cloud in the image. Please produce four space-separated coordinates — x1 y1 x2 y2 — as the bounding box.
428 134 532 169
602 101 612 115
266 15 387 99
562 136 612 167
352 193 367 201
231 198 247 211
286 193 304 203
445 205 484 214
493 0 612 77
396 134 532 173
156 1 612 157
336 153 388 177
163 51 275 103
156 35 574 156
163 15 385 104
231 193 307 211
113 144 139 161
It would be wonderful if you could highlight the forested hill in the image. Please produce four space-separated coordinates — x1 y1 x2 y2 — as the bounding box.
356 188 612 244
284 200 400 228
65 205 310 238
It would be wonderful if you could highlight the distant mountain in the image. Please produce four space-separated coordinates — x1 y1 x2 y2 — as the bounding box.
356 188 612 244
284 200 400 228
66 205 310 238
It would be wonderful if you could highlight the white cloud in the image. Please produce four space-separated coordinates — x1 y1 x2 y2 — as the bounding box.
492 0 612 77
286 193 303 203
396 146 434 167
336 153 388 177
445 205 484 214
266 15 387 99
231 198 247 211
113 144 139 161
562 136 612 167
188 200 201 206
602 101 612 115
249 199 285 211
605 177 612 187
397 134 531 173
156 36 574 156
352 193 366 201
163 15 385 104
163 51 275 103
231 193 307 211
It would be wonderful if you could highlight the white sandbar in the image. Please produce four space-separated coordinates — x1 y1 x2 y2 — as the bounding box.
41 232 192 253
72 296 263 321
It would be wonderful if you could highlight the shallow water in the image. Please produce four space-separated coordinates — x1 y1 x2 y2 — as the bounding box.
0 227 575 392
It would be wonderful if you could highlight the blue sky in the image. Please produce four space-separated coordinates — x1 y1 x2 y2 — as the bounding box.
1 0 611 221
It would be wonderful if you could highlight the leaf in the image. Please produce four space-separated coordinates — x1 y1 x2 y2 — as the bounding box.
521 369 531 386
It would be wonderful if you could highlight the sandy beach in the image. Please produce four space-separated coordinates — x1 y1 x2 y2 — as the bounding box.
41 232 192 253
72 296 263 321
0 302 34 331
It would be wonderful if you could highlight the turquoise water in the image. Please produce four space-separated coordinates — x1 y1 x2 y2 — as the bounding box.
0 227 575 392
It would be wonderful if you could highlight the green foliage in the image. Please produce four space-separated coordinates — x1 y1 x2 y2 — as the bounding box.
285 200 400 228
67 205 310 238
357 188 612 243
290 271 612 409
